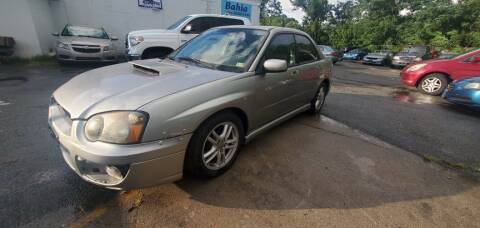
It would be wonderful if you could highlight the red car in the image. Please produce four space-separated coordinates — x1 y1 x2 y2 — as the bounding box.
401 49 480 95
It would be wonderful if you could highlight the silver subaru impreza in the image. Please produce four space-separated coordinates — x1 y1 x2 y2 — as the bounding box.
48 26 332 189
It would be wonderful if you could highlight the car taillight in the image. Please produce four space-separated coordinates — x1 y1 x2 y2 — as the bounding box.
331 51 337 57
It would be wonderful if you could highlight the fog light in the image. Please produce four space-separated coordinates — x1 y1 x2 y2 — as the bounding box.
106 166 123 180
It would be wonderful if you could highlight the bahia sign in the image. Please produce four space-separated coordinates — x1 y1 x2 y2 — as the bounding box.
221 0 252 20
138 0 163 10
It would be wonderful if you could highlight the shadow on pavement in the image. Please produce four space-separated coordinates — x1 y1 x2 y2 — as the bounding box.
176 114 479 210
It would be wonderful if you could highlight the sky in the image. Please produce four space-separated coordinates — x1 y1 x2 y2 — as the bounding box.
279 0 342 23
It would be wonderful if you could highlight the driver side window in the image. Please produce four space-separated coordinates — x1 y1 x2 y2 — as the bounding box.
264 34 296 67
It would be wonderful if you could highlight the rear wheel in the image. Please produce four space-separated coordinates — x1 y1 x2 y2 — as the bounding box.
141 48 172 59
184 112 244 178
418 73 448 96
309 83 328 114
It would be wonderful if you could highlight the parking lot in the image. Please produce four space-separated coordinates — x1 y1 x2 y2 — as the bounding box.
1 61 480 227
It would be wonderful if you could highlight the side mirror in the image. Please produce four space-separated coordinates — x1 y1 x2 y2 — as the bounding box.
472 56 480 63
51 32 59 37
111 36 119 41
263 59 288 73
183 24 192 33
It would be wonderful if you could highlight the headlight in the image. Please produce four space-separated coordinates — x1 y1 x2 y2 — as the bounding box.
85 111 148 144
57 42 70 50
464 82 480 90
406 63 427 72
414 57 422 62
129 35 144 46
393 56 400 60
103 45 112 51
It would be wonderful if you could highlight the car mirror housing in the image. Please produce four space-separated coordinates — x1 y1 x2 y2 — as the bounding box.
183 24 192 33
263 59 288 73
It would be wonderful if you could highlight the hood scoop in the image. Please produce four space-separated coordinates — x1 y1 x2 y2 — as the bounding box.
132 62 160 75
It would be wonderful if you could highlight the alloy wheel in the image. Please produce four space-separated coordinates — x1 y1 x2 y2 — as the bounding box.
421 77 442 93
202 122 239 170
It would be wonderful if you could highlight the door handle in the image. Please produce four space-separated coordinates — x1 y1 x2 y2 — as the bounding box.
291 70 299 76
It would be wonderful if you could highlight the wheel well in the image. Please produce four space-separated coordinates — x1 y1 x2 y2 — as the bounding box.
206 108 249 134
322 79 331 94
415 72 452 87
142 47 174 58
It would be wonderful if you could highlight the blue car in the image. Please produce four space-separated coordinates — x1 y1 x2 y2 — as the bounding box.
443 77 480 109
343 48 369 61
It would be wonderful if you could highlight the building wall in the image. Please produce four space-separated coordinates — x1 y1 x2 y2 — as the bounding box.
49 0 261 52
0 0 260 57
0 0 44 57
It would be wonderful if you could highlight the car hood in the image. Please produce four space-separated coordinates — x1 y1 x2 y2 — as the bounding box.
53 59 235 119
59 36 111 46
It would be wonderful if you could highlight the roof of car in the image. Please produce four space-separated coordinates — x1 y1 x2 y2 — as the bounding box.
216 25 309 34
188 14 251 22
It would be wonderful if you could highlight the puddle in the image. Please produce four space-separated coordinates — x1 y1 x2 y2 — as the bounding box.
391 89 442 105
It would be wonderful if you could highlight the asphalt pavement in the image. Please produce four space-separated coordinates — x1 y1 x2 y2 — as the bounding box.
0 61 479 227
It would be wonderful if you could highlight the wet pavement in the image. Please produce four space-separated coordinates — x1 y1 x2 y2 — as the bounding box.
326 61 480 173
0 62 479 227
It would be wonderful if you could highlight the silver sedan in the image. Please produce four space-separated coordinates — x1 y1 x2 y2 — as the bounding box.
52 25 119 62
48 26 332 190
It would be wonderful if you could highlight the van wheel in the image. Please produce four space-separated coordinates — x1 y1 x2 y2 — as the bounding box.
184 112 244 178
141 49 172 59
418 73 448 96
309 83 328 114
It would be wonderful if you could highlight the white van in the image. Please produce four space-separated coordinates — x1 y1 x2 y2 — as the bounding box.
126 14 251 60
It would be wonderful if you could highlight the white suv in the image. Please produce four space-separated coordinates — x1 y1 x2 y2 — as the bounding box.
126 14 251 60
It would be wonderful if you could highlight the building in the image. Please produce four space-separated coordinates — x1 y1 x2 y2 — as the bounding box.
0 0 261 58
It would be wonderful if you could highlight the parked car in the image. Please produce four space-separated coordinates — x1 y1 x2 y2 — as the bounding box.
362 50 393 66
52 25 119 62
317 45 340 64
48 26 332 189
392 45 431 68
401 48 480 95
126 14 251 60
437 52 458 60
343 48 368 60
0 36 15 57
443 77 480 109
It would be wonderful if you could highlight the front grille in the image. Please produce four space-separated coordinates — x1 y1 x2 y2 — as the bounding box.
400 57 412 60
76 57 101 61
72 47 101 53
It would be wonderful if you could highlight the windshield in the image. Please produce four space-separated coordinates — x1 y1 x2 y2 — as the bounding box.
61 26 109 39
453 48 480 60
167 16 191 30
372 51 390 56
170 28 268 73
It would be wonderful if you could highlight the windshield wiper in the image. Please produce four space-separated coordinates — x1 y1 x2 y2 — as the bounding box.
177 57 216 69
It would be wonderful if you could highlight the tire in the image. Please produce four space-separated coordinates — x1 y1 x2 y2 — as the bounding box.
417 73 449 96
309 83 328 114
184 112 245 178
141 49 171 59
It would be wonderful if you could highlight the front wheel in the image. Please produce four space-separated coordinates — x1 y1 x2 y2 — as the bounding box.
309 83 328 114
417 73 448 96
184 112 244 178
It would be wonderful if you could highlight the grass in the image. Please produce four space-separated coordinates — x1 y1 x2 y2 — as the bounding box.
423 155 479 174
0 55 56 65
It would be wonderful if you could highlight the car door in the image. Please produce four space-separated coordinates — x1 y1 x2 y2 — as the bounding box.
456 53 480 80
254 33 298 127
291 34 324 107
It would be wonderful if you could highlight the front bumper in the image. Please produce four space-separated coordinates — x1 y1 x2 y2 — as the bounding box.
392 59 413 67
56 47 118 62
443 85 480 108
363 58 384 65
48 102 191 190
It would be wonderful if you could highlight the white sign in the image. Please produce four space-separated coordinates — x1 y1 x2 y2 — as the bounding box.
138 0 163 10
